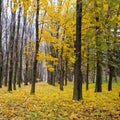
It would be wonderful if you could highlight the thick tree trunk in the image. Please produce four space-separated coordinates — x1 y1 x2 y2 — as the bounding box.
13 7 21 90
8 12 16 91
94 0 102 92
4 2 9 87
73 0 83 100
106 2 115 91
0 0 3 88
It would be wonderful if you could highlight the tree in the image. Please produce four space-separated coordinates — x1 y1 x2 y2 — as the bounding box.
13 6 21 90
94 0 102 92
8 10 16 91
86 45 89 90
106 1 114 91
30 0 39 94
0 0 3 88
19 15 26 86
4 0 9 87
108 2 120 91
73 0 83 100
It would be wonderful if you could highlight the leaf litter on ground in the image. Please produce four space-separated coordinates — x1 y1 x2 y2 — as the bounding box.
0 82 120 120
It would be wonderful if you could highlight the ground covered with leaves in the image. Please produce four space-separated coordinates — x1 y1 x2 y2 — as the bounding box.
0 82 120 120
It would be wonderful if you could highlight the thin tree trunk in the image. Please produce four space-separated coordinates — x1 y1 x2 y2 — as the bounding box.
65 59 68 86
86 46 89 90
19 16 26 85
60 47 64 91
92 51 96 83
24 29 29 85
5 52 9 86
108 66 113 91
30 0 39 94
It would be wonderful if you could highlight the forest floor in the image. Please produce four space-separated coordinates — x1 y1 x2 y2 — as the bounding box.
0 82 120 120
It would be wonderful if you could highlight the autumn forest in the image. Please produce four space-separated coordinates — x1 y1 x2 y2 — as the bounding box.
0 0 120 119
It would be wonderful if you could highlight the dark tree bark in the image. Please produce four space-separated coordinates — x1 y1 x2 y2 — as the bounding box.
107 2 113 91
30 0 39 94
86 46 89 90
4 0 9 87
47 70 51 84
13 7 21 90
95 0 102 92
95 57 102 92
25 62 29 85
47 46 55 86
24 34 29 85
8 12 16 91
60 47 64 91
92 51 96 83
0 0 3 88
108 4 120 91
73 0 83 100
108 65 114 91
65 59 68 86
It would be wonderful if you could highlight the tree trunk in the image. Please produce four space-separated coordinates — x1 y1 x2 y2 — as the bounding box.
0 0 3 88
19 16 26 86
94 0 102 92
4 2 9 87
13 7 21 90
30 0 39 94
60 47 64 91
73 0 83 100
108 66 113 91
47 70 51 84
106 1 114 91
95 58 102 92
5 52 9 86
8 12 16 91
86 46 89 90
65 59 68 86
